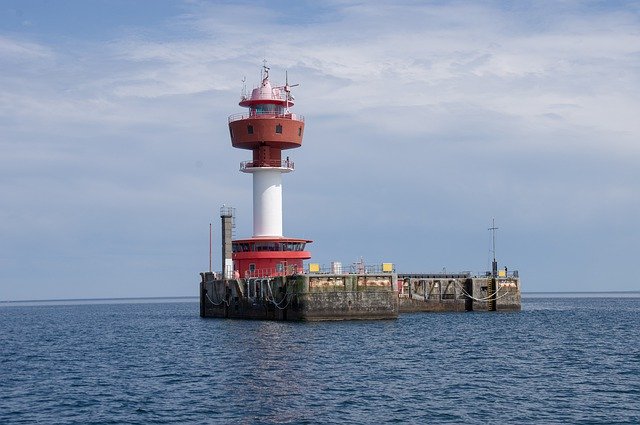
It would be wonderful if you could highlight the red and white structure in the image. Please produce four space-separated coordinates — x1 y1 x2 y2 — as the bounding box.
228 65 311 277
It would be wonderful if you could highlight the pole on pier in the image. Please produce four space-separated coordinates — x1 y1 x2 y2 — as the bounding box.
488 218 498 311
488 218 499 278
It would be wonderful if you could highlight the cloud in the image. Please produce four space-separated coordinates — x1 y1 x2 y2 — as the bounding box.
2 0 640 298
0 35 52 59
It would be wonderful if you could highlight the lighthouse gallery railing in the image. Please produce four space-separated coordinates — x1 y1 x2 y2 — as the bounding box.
228 111 305 123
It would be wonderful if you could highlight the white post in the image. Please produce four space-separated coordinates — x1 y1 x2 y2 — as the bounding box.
224 259 233 280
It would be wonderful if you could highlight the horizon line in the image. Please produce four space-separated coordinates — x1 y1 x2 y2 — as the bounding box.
2 291 640 304
0 295 198 304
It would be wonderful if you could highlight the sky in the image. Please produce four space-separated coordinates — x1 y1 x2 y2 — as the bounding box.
1 0 639 300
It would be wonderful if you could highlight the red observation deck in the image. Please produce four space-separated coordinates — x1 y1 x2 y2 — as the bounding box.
228 65 311 278
228 68 305 167
232 237 312 278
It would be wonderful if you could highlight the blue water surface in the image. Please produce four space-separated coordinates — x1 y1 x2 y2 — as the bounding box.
1 297 639 424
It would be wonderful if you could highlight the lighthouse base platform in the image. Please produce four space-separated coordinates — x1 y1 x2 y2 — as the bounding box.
199 272 521 321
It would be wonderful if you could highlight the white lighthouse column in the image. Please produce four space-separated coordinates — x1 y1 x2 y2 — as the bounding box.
252 168 284 237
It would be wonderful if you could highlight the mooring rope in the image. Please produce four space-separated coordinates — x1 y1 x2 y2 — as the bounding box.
264 280 294 310
205 289 228 306
272 293 295 310
456 281 515 302
407 280 515 303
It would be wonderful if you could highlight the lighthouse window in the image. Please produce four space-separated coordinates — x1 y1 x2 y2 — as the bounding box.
275 124 282 134
232 243 251 253
256 104 276 114
255 242 280 251
298 127 302 136
247 125 254 134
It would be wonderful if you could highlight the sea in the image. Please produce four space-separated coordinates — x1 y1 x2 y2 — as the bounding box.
1 295 639 424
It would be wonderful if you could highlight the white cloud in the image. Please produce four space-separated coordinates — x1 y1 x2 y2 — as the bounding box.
0 35 52 59
2 0 640 297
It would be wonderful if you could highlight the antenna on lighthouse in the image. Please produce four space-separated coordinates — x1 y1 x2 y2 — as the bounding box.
284 70 299 113
262 60 270 85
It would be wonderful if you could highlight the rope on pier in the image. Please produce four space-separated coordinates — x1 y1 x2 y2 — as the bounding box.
407 279 512 302
205 290 228 306
456 282 514 302
264 280 294 310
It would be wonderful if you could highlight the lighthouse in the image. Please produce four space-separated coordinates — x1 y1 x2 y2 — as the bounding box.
200 64 523 320
227 64 311 278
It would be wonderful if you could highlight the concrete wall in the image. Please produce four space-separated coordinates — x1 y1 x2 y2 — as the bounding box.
307 274 395 292
398 277 467 312
300 273 397 320
471 277 521 312
199 272 521 320
200 273 398 321
398 276 521 312
297 291 398 321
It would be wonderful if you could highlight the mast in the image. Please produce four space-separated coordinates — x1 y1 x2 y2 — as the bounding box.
488 218 498 277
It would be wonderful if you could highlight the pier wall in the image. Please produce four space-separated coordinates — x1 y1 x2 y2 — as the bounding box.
299 274 397 320
470 277 521 311
398 276 521 313
200 273 398 321
200 272 521 320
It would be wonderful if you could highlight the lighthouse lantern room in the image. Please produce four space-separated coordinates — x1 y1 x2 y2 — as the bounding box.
227 64 311 277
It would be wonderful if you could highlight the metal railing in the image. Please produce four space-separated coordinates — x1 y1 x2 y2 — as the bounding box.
242 262 394 279
240 159 294 171
228 111 305 123
307 263 395 275
219 205 235 217
481 270 519 278
398 270 519 279
244 265 300 279
210 266 520 281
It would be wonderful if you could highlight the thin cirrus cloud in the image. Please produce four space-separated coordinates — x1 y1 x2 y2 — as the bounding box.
1 0 639 300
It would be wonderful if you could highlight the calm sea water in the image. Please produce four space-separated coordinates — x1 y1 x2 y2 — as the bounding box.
1 297 639 424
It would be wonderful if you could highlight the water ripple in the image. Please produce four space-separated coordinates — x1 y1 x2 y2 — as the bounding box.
1 298 639 424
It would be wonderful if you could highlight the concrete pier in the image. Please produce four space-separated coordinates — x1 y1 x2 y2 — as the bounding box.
200 272 398 321
200 271 521 321
398 275 521 313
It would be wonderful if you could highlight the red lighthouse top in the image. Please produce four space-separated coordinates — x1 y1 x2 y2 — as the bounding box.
238 65 296 109
228 65 305 155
